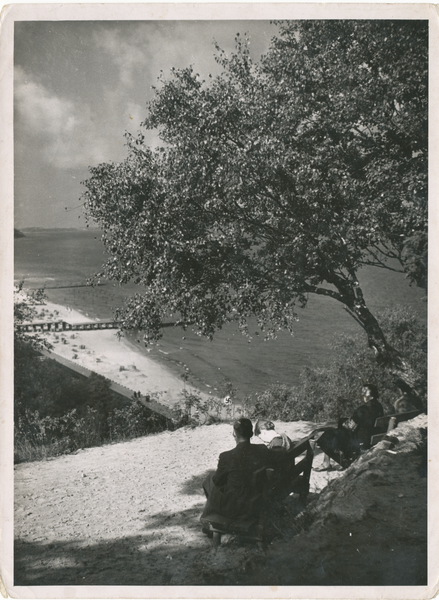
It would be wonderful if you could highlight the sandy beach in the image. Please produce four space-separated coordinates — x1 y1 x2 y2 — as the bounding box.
31 300 216 408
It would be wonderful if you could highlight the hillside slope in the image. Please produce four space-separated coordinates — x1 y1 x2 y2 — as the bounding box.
14 417 427 587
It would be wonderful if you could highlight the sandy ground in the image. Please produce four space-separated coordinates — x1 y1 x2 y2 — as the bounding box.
13 416 427 587
13 420 342 587
31 301 213 408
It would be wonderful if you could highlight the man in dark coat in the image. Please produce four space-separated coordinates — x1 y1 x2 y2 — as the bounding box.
201 418 274 522
315 383 384 470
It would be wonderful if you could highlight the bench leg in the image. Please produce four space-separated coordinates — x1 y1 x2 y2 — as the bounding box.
212 531 222 548
387 417 397 433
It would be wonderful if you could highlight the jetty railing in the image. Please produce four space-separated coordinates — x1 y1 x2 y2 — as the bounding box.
16 320 120 333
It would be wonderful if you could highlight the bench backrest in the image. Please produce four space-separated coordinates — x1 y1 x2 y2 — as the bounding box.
374 409 422 431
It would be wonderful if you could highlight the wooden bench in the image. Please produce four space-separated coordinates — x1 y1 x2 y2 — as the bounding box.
370 409 422 446
205 466 274 547
271 437 314 501
204 438 314 547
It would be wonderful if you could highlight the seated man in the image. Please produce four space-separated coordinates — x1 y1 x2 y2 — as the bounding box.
315 383 384 471
201 418 274 525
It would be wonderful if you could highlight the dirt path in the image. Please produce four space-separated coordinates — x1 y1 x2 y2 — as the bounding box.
14 421 341 586
13 416 428 588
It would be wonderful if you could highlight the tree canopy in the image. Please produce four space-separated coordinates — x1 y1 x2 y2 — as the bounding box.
83 20 427 397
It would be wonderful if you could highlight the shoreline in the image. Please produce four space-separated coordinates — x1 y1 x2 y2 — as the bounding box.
31 299 217 408
122 329 226 400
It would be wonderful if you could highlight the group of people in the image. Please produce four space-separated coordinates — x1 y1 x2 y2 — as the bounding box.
201 383 419 527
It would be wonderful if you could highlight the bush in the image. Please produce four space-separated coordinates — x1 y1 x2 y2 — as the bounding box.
14 396 172 463
107 399 170 440
14 406 104 463
248 305 426 423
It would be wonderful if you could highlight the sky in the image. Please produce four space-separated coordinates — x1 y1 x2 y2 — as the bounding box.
14 20 278 229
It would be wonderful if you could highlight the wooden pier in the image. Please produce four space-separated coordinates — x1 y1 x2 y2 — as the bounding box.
17 320 120 333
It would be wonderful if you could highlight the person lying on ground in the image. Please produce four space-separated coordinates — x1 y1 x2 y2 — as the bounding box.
201 417 275 528
314 383 384 471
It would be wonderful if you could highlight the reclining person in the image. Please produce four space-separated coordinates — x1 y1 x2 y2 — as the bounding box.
255 419 314 501
314 383 384 471
254 419 294 452
201 418 274 526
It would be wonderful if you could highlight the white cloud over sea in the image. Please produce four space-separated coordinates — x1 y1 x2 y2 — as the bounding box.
92 27 149 88
15 68 110 169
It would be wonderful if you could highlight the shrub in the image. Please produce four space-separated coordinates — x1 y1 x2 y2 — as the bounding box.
107 399 170 440
172 390 209 427
249 384 298 421
14 406 103 463
248 305 426 422
14 393 172 463
171 377 243 427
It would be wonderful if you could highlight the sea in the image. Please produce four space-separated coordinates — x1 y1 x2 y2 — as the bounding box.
14 228 427 400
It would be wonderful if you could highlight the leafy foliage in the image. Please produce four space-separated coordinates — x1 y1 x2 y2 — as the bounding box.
15 406 104 462
14 284 51 354
82 21 427 397
108 399 169 440
248 305 427 422
14 333 173 462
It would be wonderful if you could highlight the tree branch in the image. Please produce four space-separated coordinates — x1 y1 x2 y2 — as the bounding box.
303 283 344 303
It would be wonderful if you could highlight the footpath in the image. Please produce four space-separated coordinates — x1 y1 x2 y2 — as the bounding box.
12 415 427 587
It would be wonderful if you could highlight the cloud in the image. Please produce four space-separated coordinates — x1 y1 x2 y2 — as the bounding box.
93 27 149 88
14 68 111 169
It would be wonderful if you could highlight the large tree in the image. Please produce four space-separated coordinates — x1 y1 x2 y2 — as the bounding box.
83 20 427 400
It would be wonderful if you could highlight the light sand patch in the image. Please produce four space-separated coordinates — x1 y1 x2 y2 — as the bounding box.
13 420 340 586
34 301 215 407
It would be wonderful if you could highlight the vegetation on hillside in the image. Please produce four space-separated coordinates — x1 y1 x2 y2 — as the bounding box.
14 356 173 462
83 21 427 403
246 306 426 422
14 348 171 463
14 288 173 463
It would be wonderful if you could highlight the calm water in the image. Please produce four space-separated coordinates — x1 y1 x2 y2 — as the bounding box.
15 228 427 399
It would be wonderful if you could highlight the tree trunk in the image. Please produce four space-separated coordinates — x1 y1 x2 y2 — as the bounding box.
335 280 425 410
